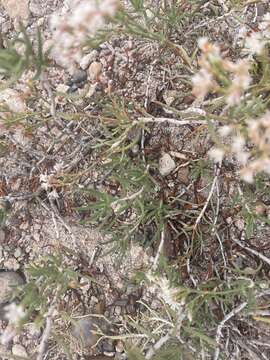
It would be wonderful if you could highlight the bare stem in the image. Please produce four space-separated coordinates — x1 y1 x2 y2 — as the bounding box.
36 300 57 360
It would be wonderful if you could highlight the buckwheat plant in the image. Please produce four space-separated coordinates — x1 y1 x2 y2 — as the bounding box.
192 13 270 183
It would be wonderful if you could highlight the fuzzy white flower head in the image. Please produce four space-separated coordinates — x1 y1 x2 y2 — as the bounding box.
240 167 254 183
232 135 245 153
198 37 209 51
218 125 232 137
0 325 17 346
0 89 27 113
198 37 220 62
226 84 242 106
50 0 119 71
146 273 181 311
223 59 251 106
100 0 119 16
208 147 224 163
232 59 251 89
192 68 213 99
245 32 266 55
158 277 180 311
4 303 25 324
247 113 270 152
236 151 249 165
247 117 259 135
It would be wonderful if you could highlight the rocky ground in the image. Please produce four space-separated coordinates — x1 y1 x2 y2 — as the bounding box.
0 0 270 359
0 0 151 358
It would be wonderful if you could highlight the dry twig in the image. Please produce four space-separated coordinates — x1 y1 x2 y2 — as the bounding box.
193 163 221 231
37 300 57 360
214 302 248 360
138 117 206 126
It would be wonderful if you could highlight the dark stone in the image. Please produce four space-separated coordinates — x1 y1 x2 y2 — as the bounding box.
101 338 115 354
71 69 87 84
71 316 108 348
68 84 79 93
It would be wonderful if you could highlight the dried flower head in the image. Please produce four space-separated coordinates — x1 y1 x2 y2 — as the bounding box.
240 167 254 183
245 32 266 55
208 147 224 163
247 112 270 153
147 273 181 311
218 125 232 137
4 303 25 324
50 0 119 71
225 59 251 106
192 68 213 99
198 37 220 60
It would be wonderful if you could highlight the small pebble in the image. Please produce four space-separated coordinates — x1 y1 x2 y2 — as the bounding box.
163 90 178 106
101 339 115 354
159 153 176 176
88 61 103 81
68 84 79 93
12 344 28 358
71 69 87 84
71 316 107 348
3 258 20 271
103 351 115 357
56 84 69 93
255 202 267 216
72 317 98 347
14 248 22 259
178 166 190 185
80 50 99 70
94 300 105 315
114 305 122 316
115 340 124 353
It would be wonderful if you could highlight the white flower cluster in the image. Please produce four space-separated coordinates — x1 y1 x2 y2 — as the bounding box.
192 37 251 106
0 303 25 345
4 303 25 324
50 0 119 71
192 17 270 183
147 273 182 312
209 112 270 183
245 13 270 55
